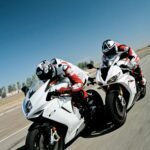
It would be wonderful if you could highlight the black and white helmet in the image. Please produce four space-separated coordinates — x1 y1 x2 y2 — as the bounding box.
102 39 118 57
36 60 56 81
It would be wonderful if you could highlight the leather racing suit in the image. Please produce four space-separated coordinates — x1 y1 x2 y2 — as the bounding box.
101 42 145 85
50 58 89 100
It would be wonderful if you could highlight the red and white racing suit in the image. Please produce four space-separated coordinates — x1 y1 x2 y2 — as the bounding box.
102 42 144 84
50 58 89 100
115 42 140 63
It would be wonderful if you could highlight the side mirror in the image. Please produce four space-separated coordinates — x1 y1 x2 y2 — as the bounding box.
21 86 29 96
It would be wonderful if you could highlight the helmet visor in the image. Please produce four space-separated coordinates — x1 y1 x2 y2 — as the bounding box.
103 47 117 58
36 65 54 81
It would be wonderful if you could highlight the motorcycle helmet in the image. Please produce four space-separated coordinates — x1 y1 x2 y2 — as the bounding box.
102 39 118 57
36 60 56 81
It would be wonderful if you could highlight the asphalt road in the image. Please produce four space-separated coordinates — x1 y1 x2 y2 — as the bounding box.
0 54 150 150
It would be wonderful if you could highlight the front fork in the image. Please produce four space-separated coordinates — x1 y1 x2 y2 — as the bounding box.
104 85 126 107
50 127 61 145
118 86 126 106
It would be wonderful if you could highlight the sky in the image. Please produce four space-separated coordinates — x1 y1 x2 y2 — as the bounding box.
0 0 150 87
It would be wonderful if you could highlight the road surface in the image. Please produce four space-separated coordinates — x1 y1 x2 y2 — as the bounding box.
0 54 150 150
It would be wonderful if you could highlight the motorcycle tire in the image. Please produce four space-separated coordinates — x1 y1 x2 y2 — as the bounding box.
138 85 146 100
106 90 127 127
25 127 64 150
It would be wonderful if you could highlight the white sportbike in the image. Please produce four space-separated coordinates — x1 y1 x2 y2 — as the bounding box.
87 52 146 126
22 78 104 150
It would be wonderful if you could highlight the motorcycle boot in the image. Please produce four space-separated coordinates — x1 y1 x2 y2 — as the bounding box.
139 77 147 86
133 65 146 87
72 90 96 122
80 97 97 123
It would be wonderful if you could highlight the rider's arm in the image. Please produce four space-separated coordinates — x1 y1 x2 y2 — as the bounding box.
118 44 137 60
119 45 140 69
64 65 84 92
55 64 84 94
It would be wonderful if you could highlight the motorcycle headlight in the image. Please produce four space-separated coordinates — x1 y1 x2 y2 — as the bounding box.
25 100 32 114
107 73 120 84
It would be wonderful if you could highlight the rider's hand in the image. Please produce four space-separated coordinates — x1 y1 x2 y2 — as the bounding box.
52 90 60 96
46 90 60 101
127 61 137 70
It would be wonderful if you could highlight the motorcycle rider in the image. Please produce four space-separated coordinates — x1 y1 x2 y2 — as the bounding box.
101 39 146 86
36 58 90 118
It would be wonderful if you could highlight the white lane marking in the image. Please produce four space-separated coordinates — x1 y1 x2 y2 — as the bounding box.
0 124 30 143
0 106 20 117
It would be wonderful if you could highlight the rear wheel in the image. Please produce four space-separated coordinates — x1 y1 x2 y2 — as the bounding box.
106 90 127 127
26 127 64 150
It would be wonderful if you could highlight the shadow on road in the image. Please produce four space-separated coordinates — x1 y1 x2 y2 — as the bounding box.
16 121 120 150
81 122 119 138
16 145 26 150
65 121 120 149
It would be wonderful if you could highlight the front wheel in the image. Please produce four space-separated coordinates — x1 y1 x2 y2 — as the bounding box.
25 127 64 150
138 85 146 100
106 90 127 127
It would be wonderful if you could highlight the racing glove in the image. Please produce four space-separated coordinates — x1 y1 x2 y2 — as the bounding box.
127 59 137 70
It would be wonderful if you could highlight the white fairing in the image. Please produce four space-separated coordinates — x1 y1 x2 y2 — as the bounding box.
96 55 137 109
22 79 86 144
